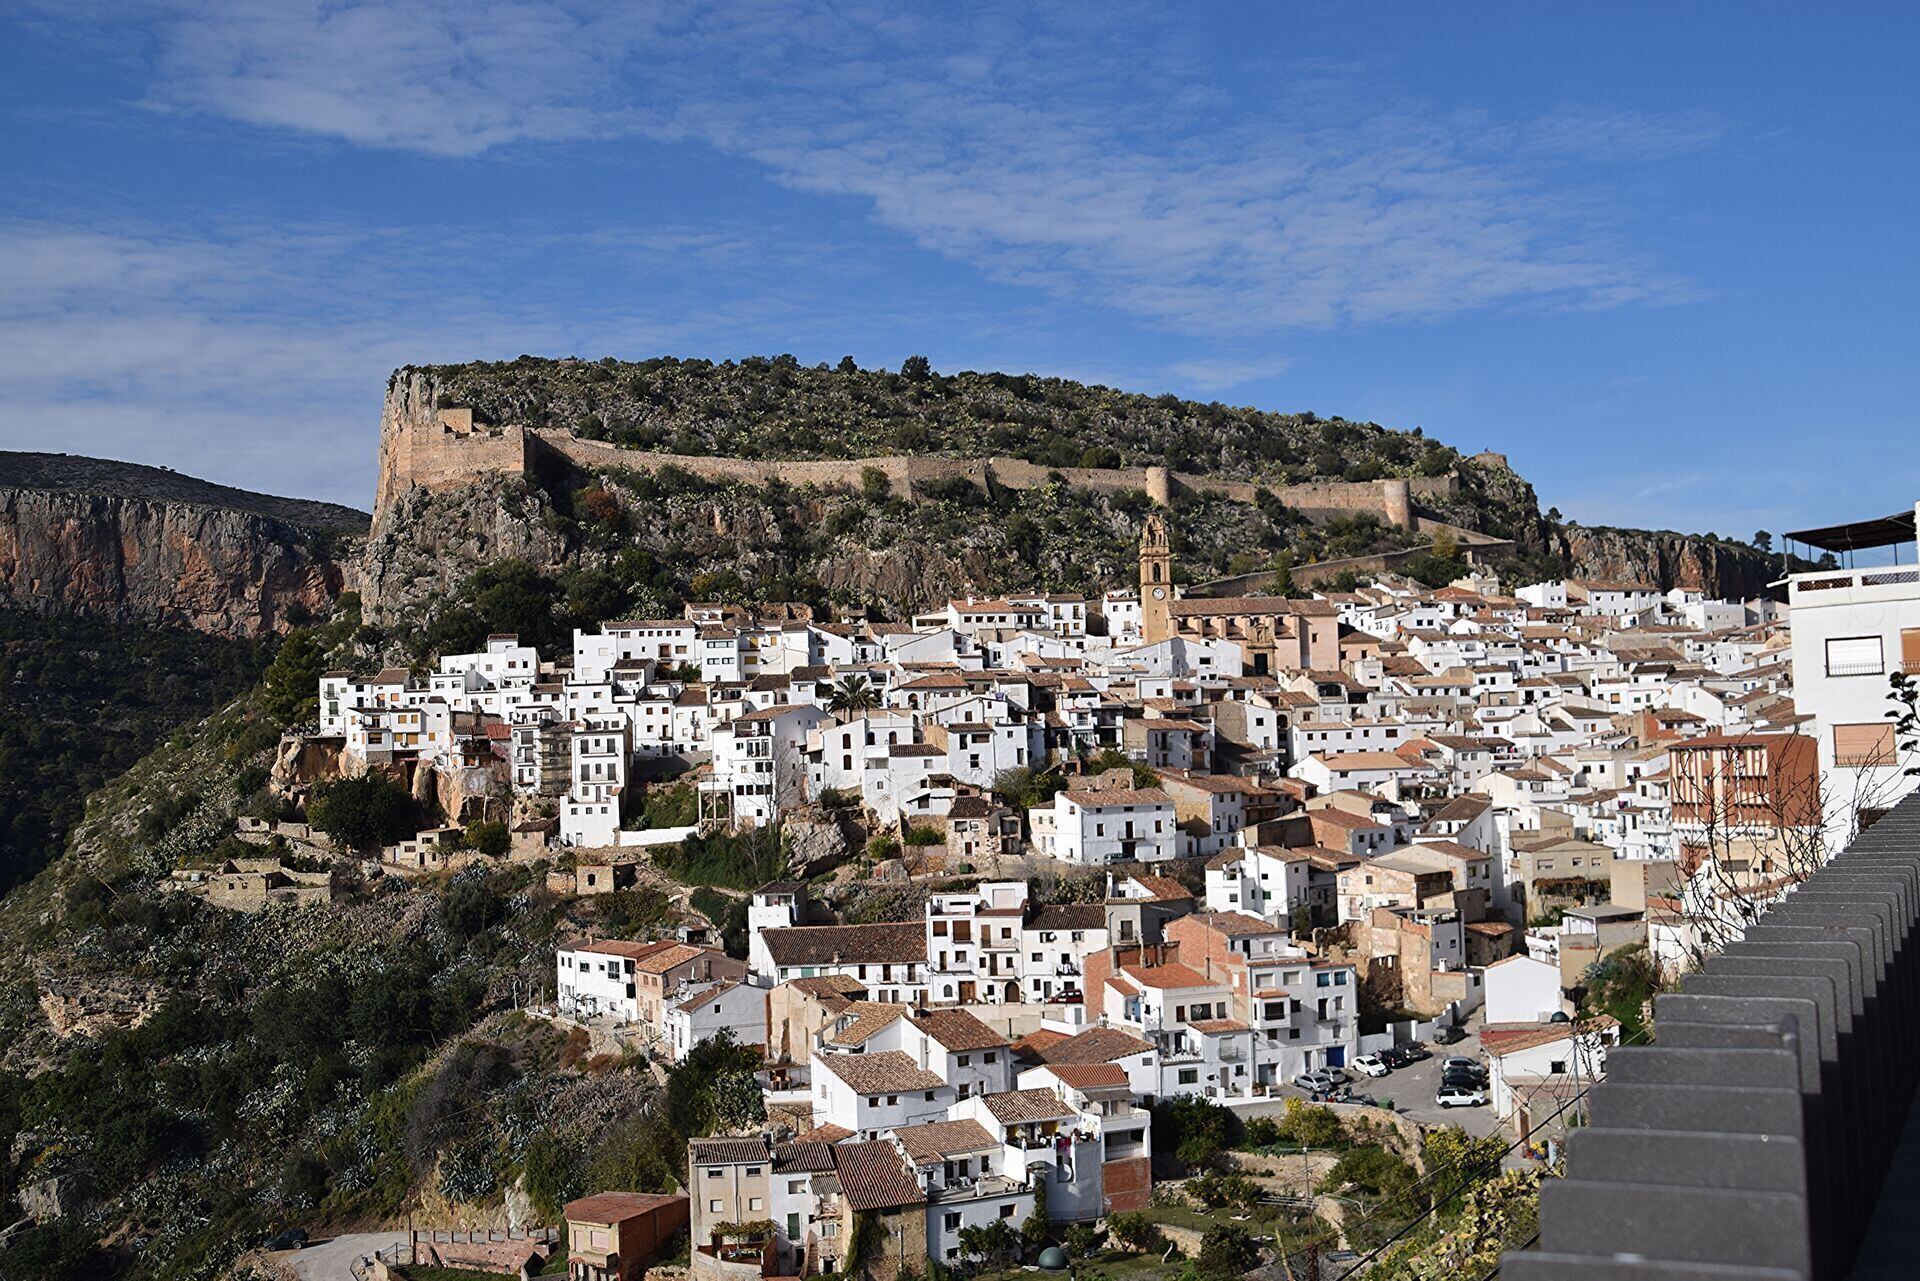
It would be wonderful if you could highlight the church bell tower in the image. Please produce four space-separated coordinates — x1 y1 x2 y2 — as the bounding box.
1140 514 1173 644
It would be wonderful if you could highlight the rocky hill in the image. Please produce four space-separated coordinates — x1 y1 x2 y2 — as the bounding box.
0 452 367 639
1554 524 1784 602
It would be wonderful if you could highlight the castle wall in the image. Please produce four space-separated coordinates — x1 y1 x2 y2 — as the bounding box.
378 390 1460 530
375 373 531 523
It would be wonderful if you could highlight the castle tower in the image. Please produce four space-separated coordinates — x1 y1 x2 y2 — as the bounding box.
1140 513 1173 645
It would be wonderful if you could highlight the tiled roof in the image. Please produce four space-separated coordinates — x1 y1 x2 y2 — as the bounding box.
762 923 927 967
911 1008 1009 1053
982 1088 1077 1124
892 1118 1000 1165
634 942 713 974
575 939 677 961
773 1140 837 1173
815 1050 945 1095
1030 1026 1154 1065
1480 1015 1618 1058
1124 874 1193 901
1061 787 1172 807
1042 1063 1129 1091
834 1140 925 1212
1026 904 1106 932
1119 961 1213 990
564 1192 686 1224
689 1137 771 1166
826 1002 908 1046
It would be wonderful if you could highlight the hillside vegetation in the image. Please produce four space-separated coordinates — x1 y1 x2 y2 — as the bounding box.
414 354 1465 483
0 609 269 893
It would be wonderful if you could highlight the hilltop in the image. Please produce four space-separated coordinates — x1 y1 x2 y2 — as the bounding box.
0 452 368 533
413 354 1466 486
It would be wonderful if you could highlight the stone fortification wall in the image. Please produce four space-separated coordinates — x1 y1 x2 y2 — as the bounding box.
375 372 532 523
377 383 1460 529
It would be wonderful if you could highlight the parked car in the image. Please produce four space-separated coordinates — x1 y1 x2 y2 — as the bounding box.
1376 1046 1407 1069
1353 1053 1391 1078
1441 1070 1485 1092
263 1229 309 1252
1400 1042 1433 1062
1436 1085 1488 1108
1294 1070 1341 1092
1433 1024 1468 1045
1444 1056 1488 1078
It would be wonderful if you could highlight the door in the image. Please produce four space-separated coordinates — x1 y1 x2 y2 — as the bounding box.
1326 1046 1346 1068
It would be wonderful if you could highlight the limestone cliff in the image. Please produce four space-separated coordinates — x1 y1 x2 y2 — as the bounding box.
0 452 368 638
1553 524 1781 600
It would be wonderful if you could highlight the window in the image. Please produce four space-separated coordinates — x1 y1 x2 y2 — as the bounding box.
945 1213 961 1230
1000 1204 1017 1219
709 1200 723 1213
1827 635 1885 677
707 1169 723 1179
1835 723 1897 768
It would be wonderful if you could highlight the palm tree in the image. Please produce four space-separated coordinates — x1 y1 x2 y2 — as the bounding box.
826 674 878 718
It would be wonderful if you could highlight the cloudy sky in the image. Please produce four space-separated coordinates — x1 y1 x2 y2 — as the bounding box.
3 2 1914 536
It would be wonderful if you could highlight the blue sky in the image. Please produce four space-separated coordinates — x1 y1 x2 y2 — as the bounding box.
2 2 1914 539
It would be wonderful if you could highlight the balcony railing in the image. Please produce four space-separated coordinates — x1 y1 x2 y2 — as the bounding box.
1790 566 1920 599
1826 660 1887 677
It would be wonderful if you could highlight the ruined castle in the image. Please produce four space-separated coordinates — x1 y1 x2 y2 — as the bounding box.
375 368 1451 530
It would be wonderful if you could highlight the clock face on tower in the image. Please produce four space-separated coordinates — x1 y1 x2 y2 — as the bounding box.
1151 587 1166 600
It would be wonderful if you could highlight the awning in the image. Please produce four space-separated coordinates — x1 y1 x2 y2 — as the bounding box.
1784 509 1916 553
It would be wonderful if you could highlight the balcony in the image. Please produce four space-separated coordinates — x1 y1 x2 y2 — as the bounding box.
1789 565 1920 604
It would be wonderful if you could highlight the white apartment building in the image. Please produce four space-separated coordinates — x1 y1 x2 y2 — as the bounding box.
1029 788 1178 865
1784 504 1920 844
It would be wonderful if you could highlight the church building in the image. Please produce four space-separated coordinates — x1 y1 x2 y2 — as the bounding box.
1137 515 1340 676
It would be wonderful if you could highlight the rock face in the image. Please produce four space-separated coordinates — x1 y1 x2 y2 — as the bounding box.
0 452 368 638
1554 525 1780 599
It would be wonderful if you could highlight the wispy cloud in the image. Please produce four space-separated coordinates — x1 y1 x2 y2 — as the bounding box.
101 0 1718 334
1163 356 1295 393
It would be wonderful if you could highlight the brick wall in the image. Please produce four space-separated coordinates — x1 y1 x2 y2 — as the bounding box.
1102 1156 1152 1213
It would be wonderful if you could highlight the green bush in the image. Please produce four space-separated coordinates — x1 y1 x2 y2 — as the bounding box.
1322 1144 1419 1205
1276 1097 1345 1148
1107 1211 1162 1252
1195 1224 1262 1278
465 819 510 857
310 773 418 850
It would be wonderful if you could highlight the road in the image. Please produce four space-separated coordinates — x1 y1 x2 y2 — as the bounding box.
287 1231 408 1281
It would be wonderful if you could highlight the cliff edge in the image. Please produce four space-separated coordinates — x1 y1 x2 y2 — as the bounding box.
0 451 368 638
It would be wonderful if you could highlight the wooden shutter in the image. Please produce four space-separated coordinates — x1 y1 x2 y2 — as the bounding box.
1902 628 1920 674
1834 723 1895 767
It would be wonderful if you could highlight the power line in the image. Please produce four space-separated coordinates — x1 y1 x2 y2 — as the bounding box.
1322 1020 1647 1281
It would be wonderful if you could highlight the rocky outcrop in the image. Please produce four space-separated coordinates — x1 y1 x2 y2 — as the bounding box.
355 478 573 618
1554 525 1780 599
0 452 367 638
